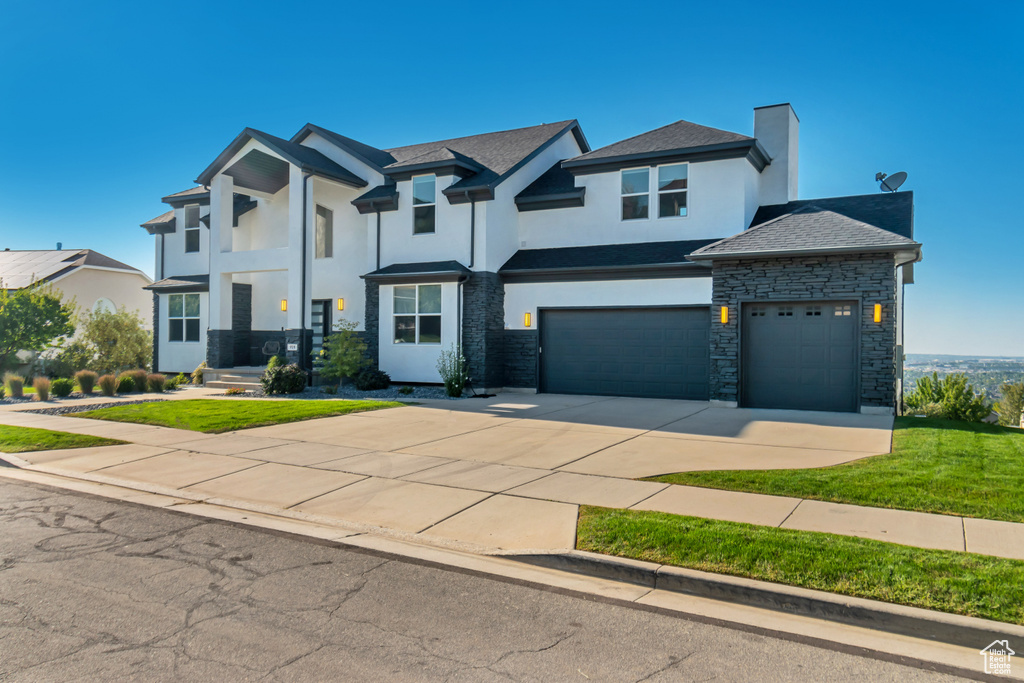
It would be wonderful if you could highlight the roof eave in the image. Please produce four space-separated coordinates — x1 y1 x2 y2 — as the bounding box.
500 262 711 283
562 140 768 175
688 243 923 261
514 188 586 212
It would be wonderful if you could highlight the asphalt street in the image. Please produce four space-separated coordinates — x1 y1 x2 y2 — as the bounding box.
0 478 966 681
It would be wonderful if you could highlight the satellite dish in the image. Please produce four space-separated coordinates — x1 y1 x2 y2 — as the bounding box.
877 171 907 192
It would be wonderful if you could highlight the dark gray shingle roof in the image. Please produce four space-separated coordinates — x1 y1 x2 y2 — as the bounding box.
363 261 470 281
516 162 579 198
292 123 397 171
564 119 754 169
690 205 920 260
750 192 914 239
501 240 719 273
144 274 210 292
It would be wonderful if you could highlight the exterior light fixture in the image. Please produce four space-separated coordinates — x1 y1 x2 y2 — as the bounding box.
524 312 532 327
337 298 344 311
873 303 882 323
280 299 288 312
720 306 729 324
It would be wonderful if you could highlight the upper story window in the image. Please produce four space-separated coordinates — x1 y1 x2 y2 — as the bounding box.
657 164 688 217
393 284 441 344
315 205 333 259
621 168 649 220
412 175 436 234
168 293 200 343
184 205 201 253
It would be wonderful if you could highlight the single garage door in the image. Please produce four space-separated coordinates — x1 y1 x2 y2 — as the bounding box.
539 307 710 400
742 301 858 412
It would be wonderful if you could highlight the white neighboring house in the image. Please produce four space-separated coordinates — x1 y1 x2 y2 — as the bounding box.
141 104 922 414
0 248 153 368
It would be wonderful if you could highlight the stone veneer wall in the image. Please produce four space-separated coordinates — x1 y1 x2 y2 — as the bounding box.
231 283 252 366
504 330 538 388
710 252 898 410
461 272 505 389
206 330 234 369
363 281 380 366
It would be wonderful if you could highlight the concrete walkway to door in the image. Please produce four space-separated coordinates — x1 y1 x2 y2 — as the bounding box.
6 393 1019 561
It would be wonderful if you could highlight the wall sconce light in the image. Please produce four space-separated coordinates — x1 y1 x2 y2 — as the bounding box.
337 298 345 311
873 303 882 323
524 312 532 328
280 299 288 312
720 306 729 324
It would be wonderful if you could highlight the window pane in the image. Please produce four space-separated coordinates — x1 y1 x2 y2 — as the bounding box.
168 294 183 318
185 319 200 343
315 205 332 258
418 285 441 314
658 164 688 191
185 205 200 228
414 205 435 234
184 293 200 317
658 191 688 218
621 168 649 195
622 195 649 220
394 316 416 343
412 176 435 205
394 286 417 314
169 319 184 342
185 228 200 253
419 315 441 343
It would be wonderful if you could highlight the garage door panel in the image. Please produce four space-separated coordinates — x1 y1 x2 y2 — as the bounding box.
541 308 709 400
742 301 858 412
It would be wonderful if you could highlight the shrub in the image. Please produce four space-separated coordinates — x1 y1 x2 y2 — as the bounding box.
266 354 286 371
98 374 117 396
147 373 166 392
398 385 415 395
3 373 25 398
321 385 337 395
116 374 135 394
75 370 98 395
315 319 370 384
260 363 307 395
191 361 206 386
77 306 150 375
436 345 468 398
996 382 1024 428
353 367 390 391
164 376 179 391
905 372 991 423
127 369 148 393
40 339 94 379
0 386 4 399
51 377 74 398
33 377 51 401
225 387 245 395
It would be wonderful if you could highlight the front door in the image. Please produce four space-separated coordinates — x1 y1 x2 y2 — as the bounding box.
311 300 332 360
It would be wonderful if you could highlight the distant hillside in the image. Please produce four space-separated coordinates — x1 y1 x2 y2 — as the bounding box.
905 354 1024 400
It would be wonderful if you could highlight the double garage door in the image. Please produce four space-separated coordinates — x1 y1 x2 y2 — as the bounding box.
539 307 710 401
538 301 859 412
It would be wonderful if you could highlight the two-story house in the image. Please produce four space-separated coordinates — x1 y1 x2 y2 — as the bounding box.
141 104 921 414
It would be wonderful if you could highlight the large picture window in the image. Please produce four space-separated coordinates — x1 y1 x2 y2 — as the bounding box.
658 163 688 217
620 168 649 220
393 284 441 344
184 205 201 253
168 293 200 343
412 175 436 234
315 205 333 258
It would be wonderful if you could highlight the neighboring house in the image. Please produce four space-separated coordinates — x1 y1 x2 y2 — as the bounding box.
141 104 921 414
0 248 153 324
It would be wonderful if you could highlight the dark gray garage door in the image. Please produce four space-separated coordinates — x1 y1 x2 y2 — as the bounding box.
539 307 710 400
741 301 858 412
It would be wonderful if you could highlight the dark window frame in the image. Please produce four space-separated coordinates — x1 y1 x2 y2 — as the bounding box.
412 175 436 235
392 284 442 345
168 293 201 343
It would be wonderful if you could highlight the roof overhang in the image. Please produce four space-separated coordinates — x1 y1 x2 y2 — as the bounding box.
514 188 586 212
384 159 485 182
352 186 399 214
688 242 923 262
141 212 176 235
562 139 771 175
362 261 471 284
500 262 710 284
162 190 210 208
144 274 210 293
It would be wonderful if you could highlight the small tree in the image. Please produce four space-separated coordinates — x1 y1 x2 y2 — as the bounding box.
436 344 469 398
905 372 991 423
79 306 151 375
315 319 370 384
996 382 1024 428
0 281 76 371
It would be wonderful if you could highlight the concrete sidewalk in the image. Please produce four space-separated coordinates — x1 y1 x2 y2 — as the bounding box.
2 394 1022 561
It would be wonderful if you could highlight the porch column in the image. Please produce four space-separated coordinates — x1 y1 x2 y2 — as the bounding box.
285 165 312 371
207 174 235 368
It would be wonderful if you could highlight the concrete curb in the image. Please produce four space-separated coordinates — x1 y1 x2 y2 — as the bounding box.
509 550 1024 650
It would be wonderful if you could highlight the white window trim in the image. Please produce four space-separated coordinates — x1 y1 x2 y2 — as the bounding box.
656 162 689 220
168 293 201 344
411 174 436 236
392 284 442 345
620 167 650 222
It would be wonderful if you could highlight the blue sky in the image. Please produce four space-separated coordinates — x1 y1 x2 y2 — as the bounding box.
0 1 1020 356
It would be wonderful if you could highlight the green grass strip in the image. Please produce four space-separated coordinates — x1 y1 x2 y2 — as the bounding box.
648 417 1024 523
74 398 404 433
577 506 1024 625
0 425 125 453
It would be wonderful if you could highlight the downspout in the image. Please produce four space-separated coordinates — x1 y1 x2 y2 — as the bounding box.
895 251 921 415
301 173 312 376
375 209 381 271
463 191 476 269
159 234 165 280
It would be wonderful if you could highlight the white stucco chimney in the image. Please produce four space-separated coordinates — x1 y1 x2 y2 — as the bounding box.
754 103 799 205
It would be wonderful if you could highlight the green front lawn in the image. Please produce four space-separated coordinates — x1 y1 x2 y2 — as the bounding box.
578 506 1024 625
74 398 404 433
0 425 125 453
648 417 1024 523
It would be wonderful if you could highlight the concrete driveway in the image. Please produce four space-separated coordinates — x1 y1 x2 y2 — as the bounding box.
6 394 897 554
